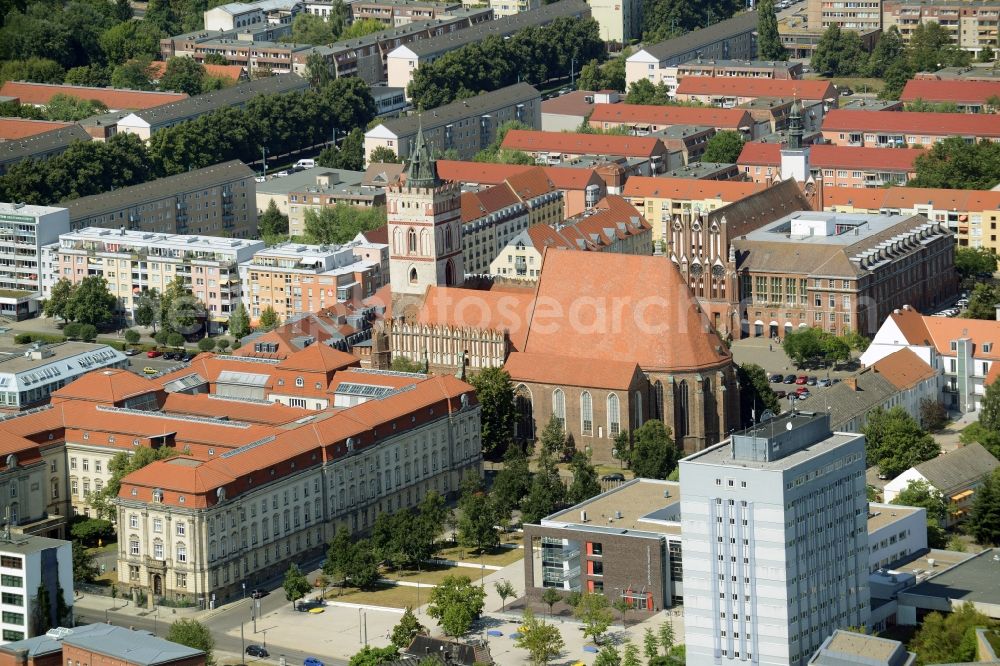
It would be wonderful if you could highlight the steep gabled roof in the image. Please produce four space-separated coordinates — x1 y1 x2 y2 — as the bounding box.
0 81 187 111
51 368 160 405
504 352 640 389
912 443 999 497
870 348 938 390
275 342 359 373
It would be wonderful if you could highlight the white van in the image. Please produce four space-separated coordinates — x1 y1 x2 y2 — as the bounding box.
294 159 315 169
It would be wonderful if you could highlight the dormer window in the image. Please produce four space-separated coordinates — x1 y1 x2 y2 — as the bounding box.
985 343 993 353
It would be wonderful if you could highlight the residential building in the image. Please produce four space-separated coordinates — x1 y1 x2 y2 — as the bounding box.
460 168 563 274
116 75 309 140
255 167 365 217
0 535 72 645
371 85 409 117
884 443 999 525
0 342 128 413
806 0 882 35
650 125 717 165
915 65 1000 81
734 211 957 339
821 109 1000 147
641 59 804 98
866 504 927 574
0 624 206 666
822 186 1000 251
0 203 69 316
232 303 383 364
385 0 591 93
240 239 388 324
900 78 1000 112
883 0 1000 57
499 130 670 169
777 14 880 59
588 103 756 137
349 0 463 25
860 305 1000 412
737 143 922 187
61 160 257 238
808 631 916 666
586 0 640 43
674 77 838 111
869 348 941 425
286 172 388 237
657 161 741 180
478 0 540 17
489 196 651 279
435 160 606 217
0 82 187 112
364 83 541 163
541 90 605 132
148 61 248 85
50 228 264 331
0 125 90 175
681 411 870 666
204 0 299 31
625 12 759 87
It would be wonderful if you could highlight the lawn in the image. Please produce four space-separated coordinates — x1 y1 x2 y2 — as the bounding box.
435 545 524 567
383 564 467 586
323 584 425 609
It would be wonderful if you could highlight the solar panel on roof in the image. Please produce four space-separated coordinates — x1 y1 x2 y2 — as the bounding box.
335 382 395 399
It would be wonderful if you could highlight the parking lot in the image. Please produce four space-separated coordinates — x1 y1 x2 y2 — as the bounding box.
124 352 192 377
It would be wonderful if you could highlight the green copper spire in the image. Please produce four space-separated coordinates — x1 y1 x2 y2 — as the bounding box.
406 118 440 188
788 98 803 150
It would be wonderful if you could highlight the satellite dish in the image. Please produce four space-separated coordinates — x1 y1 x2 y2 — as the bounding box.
758 410 775 423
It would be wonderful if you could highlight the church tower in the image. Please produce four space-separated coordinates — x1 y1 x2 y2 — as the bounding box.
387 122 464 318
780 99 810 182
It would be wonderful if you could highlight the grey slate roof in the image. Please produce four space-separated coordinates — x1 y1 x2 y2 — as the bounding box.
912 442 999 497
0 625 204 665
62 160 256 219
377 83 540 137
824 370 899 431
398 0 590 57
133 74 308 128
312 8 491 56
0 125 91 167
640 11 758 62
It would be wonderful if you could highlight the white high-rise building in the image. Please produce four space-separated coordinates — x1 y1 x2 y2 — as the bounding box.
680 412 870 666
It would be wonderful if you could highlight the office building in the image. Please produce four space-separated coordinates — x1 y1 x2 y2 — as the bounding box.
0 535 73 645
0 342 129 413
680 412 870 665
364 83 541 164
625 13 759 87
50 228 264 332
61 160 258 238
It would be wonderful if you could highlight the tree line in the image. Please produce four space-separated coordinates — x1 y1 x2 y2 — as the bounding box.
0 77 377 206
407 16 605 110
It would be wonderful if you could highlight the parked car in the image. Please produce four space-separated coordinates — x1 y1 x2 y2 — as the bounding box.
795 387 810 398
957 298 969 307
304 658 324 666
295 159 316 169
182 352 195 362
275 170 290 177
817 378 831 387
601 473 626 482
806 376 817 386
250 589 267 599
254 175 266 183
783 374 797 384
142 367 157 375
795 375 808 385
124 348 139 356
769 373 784 383
146 350 162 358
246 645 269 658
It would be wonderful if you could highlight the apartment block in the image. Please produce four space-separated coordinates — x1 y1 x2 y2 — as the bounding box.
0 125 90 175
883 0 1000 57
500 130 670 169
681 412 870 665
61 160 258 238
0 536 72 645
0 82 187 112
807 0 882 34
821 108 1000 146
737 143 922 187
778 14 879 59
51 228 264 331
586 0 641 43
480 0 540 18
364 83 541 164
240 240 389 323
285 172 388 237
0 203 69 319
589 104 756 136
350 0 462 25
642 59 803 98
204 0 299 31
674 77 838 111
900 78 1000 111
625 12 759 87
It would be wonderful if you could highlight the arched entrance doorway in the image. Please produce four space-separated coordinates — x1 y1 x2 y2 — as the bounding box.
769 321 779 338
152 574 163 596
514 385 534 442
445 259 455 286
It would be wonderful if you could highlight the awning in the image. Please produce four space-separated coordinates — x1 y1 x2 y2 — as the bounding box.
951 489 974 502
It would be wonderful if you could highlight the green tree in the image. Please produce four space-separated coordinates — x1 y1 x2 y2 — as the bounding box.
369 146 401 164
67 275 117 327
71 542 97 583
160 56 206 96
970 467 1000 546
78 324 97 342
43 94 108 121
110 58 156 90
910 602 994 664
0 58 65 85
982 379 1000 433
494 579 516 612
810 24 867 76
738 363 780 426
783 327 851 367
286 13 337 45
258 199 289 241
979 45 996 63
567 450 601 504
283 563 312 609
961 420 1000 460
643 628 659 660
215 338 230 352
521 449 567 524
318 127 365 170
390 356 424 373
756 0 786 60
341 18 384 39
516 608 564 666
575 593 614 644
303 204 387 245
910 137 1000 190
909 21 970 73
625 79 672 105
227 301 251 341
426 575 486 637
658 622 676 653
891 479 949 548
865 26 904 77
197 337 216 352
457 478 498 552
323 526 353 593
134 289 160 332
956 247 998 285
63 323 82 340
167 332 185 349
539 418 567 457
491 443 532 517
701 130 745 164
864 406 940 478
622 642 641 666
595 646 621 666
540 587 562 617
629 420 678 479
472 120 533 163
124 329 140 346
469 366 516 458
879 60 915 100
166 619 215 666
965 283 1000 320
99 20 162 65
44 278 75 322
390 607 425 649
258 305 280 330
349 646 399 666
920 398 948 432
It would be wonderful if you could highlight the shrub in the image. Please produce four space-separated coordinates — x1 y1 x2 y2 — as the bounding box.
78 324 97 342
13 333 32 344
63 323 82 339
197 337 216 352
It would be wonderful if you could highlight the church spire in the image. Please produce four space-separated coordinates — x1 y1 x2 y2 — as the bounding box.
788 97 803 151
406 117 440 189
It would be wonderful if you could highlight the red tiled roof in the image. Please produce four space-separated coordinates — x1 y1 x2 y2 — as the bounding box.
161 392 305 425
822 185 1000 212
736 141 781 166
900 79 1000 105
504 167 558 200
871 347 937 390
821 187 888 210
275 342 359 373
737 143 922 171
675 77 837 100
461 184 521 222
822 109 1000 137
0 118 74 140
436 161 600 191
148 61 245 83
416 286 536 351
51 368 160 405
0 81 187 110
504 352 640 389
623 176 766 200
501 130 664 158
589 103 752 129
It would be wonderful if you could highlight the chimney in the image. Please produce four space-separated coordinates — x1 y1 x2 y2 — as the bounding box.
844 377 858 391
